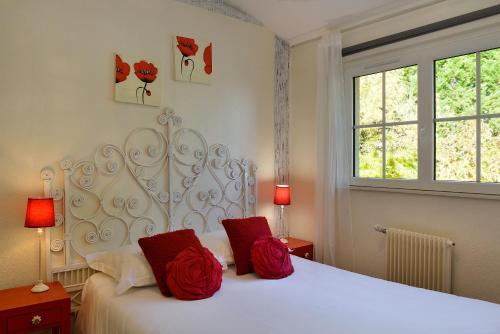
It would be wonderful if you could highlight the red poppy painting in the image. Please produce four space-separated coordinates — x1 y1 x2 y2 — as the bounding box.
114 54 160 107
174 36 212 84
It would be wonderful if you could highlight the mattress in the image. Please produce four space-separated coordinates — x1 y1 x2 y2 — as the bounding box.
76 256 500 334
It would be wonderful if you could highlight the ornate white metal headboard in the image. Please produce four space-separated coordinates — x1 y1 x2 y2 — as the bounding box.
41 109 257 310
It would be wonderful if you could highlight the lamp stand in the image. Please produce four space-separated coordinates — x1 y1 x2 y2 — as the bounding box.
279 205 288 244
31 228 49 293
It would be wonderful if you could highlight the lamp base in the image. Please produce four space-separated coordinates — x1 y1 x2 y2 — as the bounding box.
31 280 49 293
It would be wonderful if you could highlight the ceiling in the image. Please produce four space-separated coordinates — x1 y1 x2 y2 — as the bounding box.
225 0 428 41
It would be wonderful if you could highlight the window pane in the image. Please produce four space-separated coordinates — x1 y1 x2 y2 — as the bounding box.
435 120 476 181
386 125 418 179
356 127 383 178
481 118 500 183
355 73 382 125
386 66 418 122
435 53 476 118
481 48 500 115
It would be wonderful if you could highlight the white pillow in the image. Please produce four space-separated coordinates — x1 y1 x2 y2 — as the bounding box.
85 244 156 295
198 230 234 270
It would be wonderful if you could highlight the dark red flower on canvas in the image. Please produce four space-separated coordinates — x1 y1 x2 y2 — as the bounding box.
146 90 151 96
203 43 212 75
177 36 199 57
134 60 158 83
115 55 130 83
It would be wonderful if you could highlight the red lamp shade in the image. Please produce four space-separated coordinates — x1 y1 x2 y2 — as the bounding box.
274 185 291 206
25 198 55 228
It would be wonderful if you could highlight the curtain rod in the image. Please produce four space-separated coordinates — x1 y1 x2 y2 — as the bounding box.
342 5 500 57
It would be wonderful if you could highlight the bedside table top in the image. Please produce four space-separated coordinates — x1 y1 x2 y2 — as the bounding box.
0 282 68 312
286 237 312 249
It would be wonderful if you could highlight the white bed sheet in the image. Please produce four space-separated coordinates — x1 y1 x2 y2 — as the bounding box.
76 256 500 334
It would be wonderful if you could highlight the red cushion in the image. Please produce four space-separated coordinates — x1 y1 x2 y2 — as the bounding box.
138 229 202 296
251 236 294 279
166 245 222 300
222 216 272 275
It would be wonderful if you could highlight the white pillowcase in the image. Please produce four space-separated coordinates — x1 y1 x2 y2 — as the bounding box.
198 230 234 270
85 244 156 295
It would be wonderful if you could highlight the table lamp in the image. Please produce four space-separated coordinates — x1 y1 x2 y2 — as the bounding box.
25 197 55 293
274 185 291 243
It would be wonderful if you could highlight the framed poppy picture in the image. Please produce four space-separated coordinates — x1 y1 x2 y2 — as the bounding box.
114 54 161 107
173 36 212 84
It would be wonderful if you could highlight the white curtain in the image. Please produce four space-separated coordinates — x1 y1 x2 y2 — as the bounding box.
314 31 353 267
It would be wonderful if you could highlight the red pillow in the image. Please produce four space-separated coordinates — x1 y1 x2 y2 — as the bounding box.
166 245 222 300
251 235 294 279
138 229 202 296
222 216 272 275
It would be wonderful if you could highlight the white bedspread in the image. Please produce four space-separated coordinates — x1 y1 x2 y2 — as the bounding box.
76 256 500 334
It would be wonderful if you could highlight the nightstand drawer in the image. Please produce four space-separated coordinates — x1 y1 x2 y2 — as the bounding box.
290 245 314 260
7 307 60 333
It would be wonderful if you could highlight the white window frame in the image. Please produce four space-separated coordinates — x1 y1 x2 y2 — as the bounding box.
353 65 419 180
434 49 500 183
344 18 500 197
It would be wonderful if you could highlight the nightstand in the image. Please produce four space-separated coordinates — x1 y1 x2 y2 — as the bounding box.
286 237 314 260
0 281 70 334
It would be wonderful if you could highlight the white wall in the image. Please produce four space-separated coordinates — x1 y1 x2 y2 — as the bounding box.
349 190 500 303
0 0 275 289
289 39 317 242
290 3 500 303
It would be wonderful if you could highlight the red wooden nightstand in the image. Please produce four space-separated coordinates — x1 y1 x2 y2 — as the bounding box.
0 281 70 334
286 237 314 260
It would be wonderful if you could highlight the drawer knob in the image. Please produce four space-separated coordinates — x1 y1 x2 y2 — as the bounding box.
32 315 42 326
305 252 310 259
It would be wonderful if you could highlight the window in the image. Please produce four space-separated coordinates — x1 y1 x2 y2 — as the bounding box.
345 24 499 196
354 65 418 179
434 48 500 183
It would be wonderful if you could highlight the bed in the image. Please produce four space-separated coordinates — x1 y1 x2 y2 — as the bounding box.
40 110 500 333
76 256 500 334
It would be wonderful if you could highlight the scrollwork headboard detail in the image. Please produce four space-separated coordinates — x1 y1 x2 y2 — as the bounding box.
41 109 257 308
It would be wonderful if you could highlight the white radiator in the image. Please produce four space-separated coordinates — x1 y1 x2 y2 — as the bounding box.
376 225 453 293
